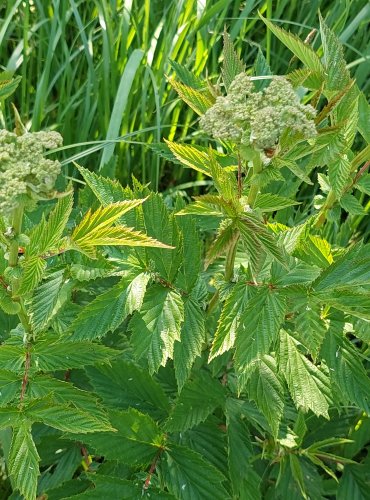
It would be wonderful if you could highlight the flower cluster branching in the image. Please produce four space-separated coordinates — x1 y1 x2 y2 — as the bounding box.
0 129 63 216
200 73 317 156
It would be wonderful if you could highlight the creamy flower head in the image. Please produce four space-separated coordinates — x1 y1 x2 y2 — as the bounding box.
0 129 63 216
200 74 316 151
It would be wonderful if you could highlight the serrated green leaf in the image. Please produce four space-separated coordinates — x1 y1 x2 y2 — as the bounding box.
37 446 84 495
28 191 73 258
69 260 113 281
239 214 287 268
0 345 25 372
295 300 327 359
308 129 347 169
25 398 114 433
18 256 46 295
295 234 333 269
337 465 370 500
246 355 284 437
358 92 370 144
235 288 286 373
166 371 224 432
31 340 117 371
313 243 370 291
176 200 224 217
319 12 351 91
355 174 370 195
164 140 212 176
273 260 320 286
253 46 272 91
68 473 175 499
0 369 21 405
0 73 22 100
328 154 352 198
208 152 237 201
320 288 370 319
282 159 313 185
168 77 215 115
8 423 40 500
335 87 359 147
225 398 260 499
70 272 150 340
72 201 144 241
340 193 366 215
161 443 229 500
86 360 169 418
289 455 308 499
130 285 184 374
237 220 265 274
287 68 323 90
279 330 331 417
173 298 205 391
169 59 205 89
71 409 163 466
209 281 252 361
222 31 245 90
28 375 108 420
174 215 202 293
321 333 370 412
76 164 128 206
205 221 239 269
142 194 182 281
28 269 64 333
71 201 168 257
254 193 300 212
260 15 324 76
177 418 228 474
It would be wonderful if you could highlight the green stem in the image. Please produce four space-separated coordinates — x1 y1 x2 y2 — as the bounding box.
17 302 32 334
6 205 33 336
8 205 24 267
225 232 239 282
247 155 263 207
315 190 336 228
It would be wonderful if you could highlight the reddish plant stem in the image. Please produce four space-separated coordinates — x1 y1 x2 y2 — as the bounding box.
143 447 164 490
20 350 31 403
352 160 370 187
81 446 92 470
0 276 8 289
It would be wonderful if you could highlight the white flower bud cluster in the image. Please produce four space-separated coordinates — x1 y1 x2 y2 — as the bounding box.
200 73 316 151
0 129 63 216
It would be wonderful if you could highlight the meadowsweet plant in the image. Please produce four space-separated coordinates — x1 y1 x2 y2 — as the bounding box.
0 13 370 500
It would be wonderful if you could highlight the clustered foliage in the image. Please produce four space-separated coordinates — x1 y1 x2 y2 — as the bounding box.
200 73 317 156
0 130 62 215
0 13 370 500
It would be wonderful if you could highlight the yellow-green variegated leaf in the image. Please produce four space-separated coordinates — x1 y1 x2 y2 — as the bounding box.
72 225 172 258
70 201 171 257
168 77 215 115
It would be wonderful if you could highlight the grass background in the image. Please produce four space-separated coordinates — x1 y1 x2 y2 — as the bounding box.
0 0 369 191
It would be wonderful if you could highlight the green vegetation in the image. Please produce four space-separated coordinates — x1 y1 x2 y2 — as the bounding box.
1 1 369 189
0 2 370 499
